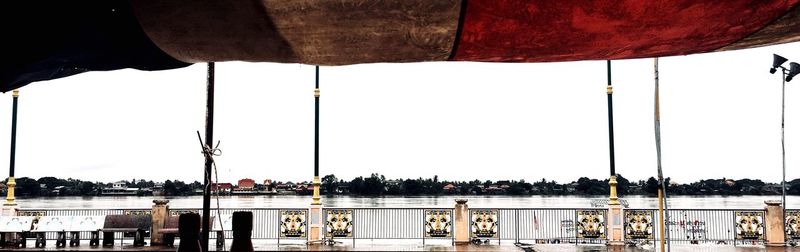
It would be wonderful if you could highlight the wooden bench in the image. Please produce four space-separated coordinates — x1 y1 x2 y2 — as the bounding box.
67 215 104 246
160 215 217 247
101 215 151 247
0 216 33 248
29 216 69 248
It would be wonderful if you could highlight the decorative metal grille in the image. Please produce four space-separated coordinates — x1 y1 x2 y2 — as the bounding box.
280 210 306 238
170 209 198 216
624 210 653 240
470 210 498 238
576 210 605 239
734 211 764 241
424 210 451 238
124 210 151 216
325 209 353 238
17 210 46 216
786 210 800 241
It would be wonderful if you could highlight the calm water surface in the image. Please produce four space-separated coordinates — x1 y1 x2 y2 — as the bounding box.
14 195 800 209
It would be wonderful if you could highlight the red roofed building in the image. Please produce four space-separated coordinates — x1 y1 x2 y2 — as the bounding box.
237 178 256 190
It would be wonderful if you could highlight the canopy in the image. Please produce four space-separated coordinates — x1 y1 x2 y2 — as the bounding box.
3 0 800 92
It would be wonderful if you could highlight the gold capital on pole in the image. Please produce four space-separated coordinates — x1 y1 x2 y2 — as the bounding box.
608 175 620 205
4 177 16 206
12 90 19 97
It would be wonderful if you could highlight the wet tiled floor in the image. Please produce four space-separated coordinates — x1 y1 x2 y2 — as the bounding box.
2 240 800 251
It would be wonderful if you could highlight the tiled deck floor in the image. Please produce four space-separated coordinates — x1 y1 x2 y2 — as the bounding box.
2 240 800 251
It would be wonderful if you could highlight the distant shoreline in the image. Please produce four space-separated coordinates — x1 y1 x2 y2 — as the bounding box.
4 174 798 198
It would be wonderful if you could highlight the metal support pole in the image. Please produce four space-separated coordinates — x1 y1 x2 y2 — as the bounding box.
781 68 786 216
654 58 670 252
607 60 620 205
312 66 321 205
201 62 215 252
4 90 19 206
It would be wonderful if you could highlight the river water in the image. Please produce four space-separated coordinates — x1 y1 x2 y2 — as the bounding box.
13 195 800 209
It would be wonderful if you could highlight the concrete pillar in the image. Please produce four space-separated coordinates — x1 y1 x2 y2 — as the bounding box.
308 204 323 243
607 204 624 246
0 205 17 216
151 199 170 245
454 199 469 244
1 205 17 244
764 200 785 247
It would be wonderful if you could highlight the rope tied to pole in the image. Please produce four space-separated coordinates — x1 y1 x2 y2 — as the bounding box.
197 131 225 238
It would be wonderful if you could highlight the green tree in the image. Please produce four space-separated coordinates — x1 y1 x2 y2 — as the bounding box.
362 174 385 195
644 177 659 195
14 177 41 196
163 180 177 196
402 179 423 195
322 174 338 194
78 181 97 195
349 177 364 195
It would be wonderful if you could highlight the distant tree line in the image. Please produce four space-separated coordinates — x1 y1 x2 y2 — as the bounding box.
3 174 800 197
0 177 203 197
321 174 800 196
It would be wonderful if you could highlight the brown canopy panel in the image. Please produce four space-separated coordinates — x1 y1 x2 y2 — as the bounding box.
2 0 799 91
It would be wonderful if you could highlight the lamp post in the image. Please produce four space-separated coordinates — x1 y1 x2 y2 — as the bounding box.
4 90 19 207
606 60 619 206
312 65 321 205
769 54 800 214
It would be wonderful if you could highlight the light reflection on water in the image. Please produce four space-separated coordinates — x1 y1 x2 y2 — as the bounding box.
16 195 799 209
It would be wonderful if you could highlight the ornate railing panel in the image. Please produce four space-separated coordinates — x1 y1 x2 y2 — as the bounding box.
623 209 766 245
786 209 800 244
470 208 606 244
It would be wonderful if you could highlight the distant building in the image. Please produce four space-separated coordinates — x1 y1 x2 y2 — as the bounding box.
724 179 736 186
386 180 401 187
101 180 139 196
152 182 165 196
238 179 256 190
211 183 233 194
232 179 258 195
263 179 275 193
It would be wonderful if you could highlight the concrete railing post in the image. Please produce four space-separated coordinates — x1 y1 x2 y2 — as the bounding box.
454 199 469 244
1 203 17 244
764 200 785 247
151 199 170 245
308 204 323 243
607 204 624 247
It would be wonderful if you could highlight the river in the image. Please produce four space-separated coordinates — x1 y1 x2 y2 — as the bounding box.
13 195 800 209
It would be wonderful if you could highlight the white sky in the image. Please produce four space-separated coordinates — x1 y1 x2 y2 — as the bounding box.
1 42 799 184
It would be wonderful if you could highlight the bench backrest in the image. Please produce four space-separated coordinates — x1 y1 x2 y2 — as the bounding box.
0 216 33 232
103 215 151 230
164 215 217 230
69 215 105 231
30 216 70 232
164 215 180 229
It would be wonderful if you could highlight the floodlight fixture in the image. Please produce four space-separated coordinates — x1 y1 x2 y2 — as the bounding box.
787 62 800 82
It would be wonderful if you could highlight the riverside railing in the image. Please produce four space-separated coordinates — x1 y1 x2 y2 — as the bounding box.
322 208 454 245
469 208 608 244
624 209 768 246
15 207 780 246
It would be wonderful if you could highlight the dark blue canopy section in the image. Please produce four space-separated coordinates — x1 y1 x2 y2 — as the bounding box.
0 0 190 92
